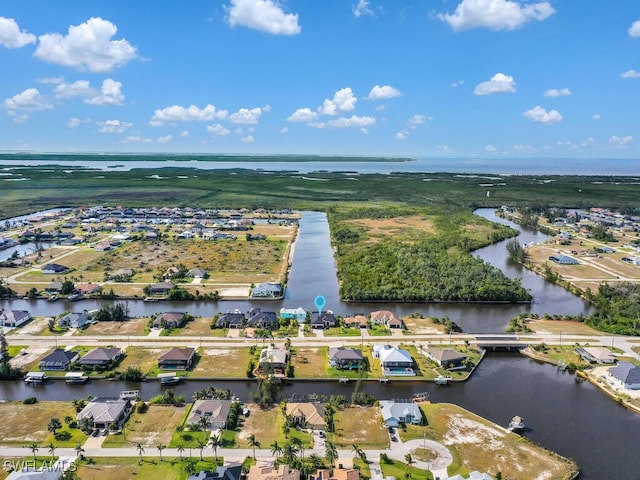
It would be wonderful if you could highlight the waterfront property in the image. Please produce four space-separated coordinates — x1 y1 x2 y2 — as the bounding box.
423 347 468 370
310 311 337 329
342 315 368 329
251 281 283 298
44 281 63 293
379 400 422 427
285 402 326 430
76 397 132 429
370 310 404 329
0 309 31 328
38 348 79 371
76 347 123 369
186 399 233 429
373 345 415 376
57 312 92 329
280 307 307 323
152 311 187 329
158 347 196 370
216 310 246 329
258 345 288 375
246 307 279 329
575 346 615 364
147 281 176 295
328 346 364 370
608 362 640 389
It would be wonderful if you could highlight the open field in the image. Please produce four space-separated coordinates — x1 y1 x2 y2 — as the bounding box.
169 318 217 336
75 318 149 336
291 347 328 378
76 456 221 480
104 405 187 447
402 316 446 334
192 347 250 377
0 401 80 446
526 319 603 335
236 404 279 447
344 215 435 244
118 347 166 377
333 406 388 448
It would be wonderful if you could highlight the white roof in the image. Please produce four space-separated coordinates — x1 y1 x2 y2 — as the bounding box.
379 346 412 363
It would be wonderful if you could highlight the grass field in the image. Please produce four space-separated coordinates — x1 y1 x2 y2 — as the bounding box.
380 458 432 480
75 456 222 480
192 347 250 378
117 347 166 377
236 404 280 447
0 401 81 446
75 317 149 336
103 405 187 447
333 406 388 448
291 347 328 378
526 319 603 335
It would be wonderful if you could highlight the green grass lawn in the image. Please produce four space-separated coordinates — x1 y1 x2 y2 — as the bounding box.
75 456 223 480
324 327 363 337
379 457 433 480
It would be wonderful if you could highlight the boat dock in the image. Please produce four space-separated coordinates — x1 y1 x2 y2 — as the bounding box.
24 372 47 384
65 372 88 384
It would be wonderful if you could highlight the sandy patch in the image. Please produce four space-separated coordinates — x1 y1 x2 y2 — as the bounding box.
15 317 50 335
442 414 506 451
9 346 49 369
203 349 232 356
219 286 251 297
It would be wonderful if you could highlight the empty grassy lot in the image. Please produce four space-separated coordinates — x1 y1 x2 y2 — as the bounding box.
0 401 80 446
402 316 447 334
525 318 603 335
75 317 149 336
192 347 250 378
344 215 436 244
103 405 187 447
75 457 221 480
333 406 388 448
117 347 167 377
236 404 280 447
291 347 328 378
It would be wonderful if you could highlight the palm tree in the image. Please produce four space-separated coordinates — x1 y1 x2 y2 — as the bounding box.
74 442 84 460
135 442 145 461
208 433 222 462
404 453 413 478
309 453 324 468
247 434 260 459
184 460 197 476
47 442 56 463
352 444 361 459
177 443 185 461
282 442 298 464
196 437 206 461
270 440 282 459
198 416 211 432
325 441 338 472
291 437 305 461
157 443 166 461
27 443 39 462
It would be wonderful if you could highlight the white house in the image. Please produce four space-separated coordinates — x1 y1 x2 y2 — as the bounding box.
379 400 422 427
0 310 31 328
374 345 414 376
608 362 640 390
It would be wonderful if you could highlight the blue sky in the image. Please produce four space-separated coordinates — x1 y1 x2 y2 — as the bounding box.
1 0 640 158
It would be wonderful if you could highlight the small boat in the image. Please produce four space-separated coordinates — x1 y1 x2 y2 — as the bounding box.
24 372 48 384
47 294 58 302
65 372 88 384
144 297 159 302
158 373 181 385
435 375 453 385
67 293 82 301
508 416 525 433
120 390 139 400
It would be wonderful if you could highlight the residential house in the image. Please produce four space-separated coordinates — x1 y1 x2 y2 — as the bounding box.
187 464 243 480
576 347 615 364
108 268 133 280
379 400 422 427
258 346 288 375
0 309 31 328
57 312 93 329
374 345 414 376
158 347 196 370
608 362 640 390
446 472 494 480
76 347 123 369
549 255 579 265
251 282 283 298
279 307 307 324
285 402 326 430
41 263 67 274
44 281 63 293
248 464 300 480
423 348 468 370
310 311 337 329
76 397 132 429
75 284 102 296
152 312 187 329
187 268 209 279
622 256 640 266
595 246 615 254
370 310 403 329
328 347 364 370
38 348 79 371
310 469 360 480
93 242 112 252
246 308 279 330
216 311 246 329
187 399 233 429
5 468 62 480
343 315 368 329
147 282 176 295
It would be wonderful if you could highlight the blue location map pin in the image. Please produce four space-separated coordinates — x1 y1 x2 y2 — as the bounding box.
314 295 326 314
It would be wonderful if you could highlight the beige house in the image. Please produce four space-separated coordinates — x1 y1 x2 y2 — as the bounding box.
285 402 326 430
248 464 300 480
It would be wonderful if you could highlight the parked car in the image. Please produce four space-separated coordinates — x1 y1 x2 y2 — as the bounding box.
388 426 395 434
101 428 109 436
391 435 398 442
91 429 99 437
319 431 325 438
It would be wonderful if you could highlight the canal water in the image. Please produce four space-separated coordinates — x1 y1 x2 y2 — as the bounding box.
0 208 629 478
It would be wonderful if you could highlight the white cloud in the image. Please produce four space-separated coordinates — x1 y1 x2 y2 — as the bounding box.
124 135 152 144
241 135 255 143
609 135 633 147
85 79 124 106
67 117 91 128
451 80 465 88
408 114 428 126
395 130 408 140
157 135 172 144
581 137 596 148
38 77 64 85
592 114 601 121
353 0 374 17
438 145 451 153
629 20 640 37
327 115 375 128
34 17 138 73
287 108 318 122
474 73 516 95
0 17 36 48
229 107 263 124
523 105 563 124
437 0 555 31
262 104 272 113
3 88 53 112
485 144 496 152
621 70 640 78
207 123 230 136
543 88 572 97
97 119 132 134
318 88 357 115
366 84 401 100
360 128 369 134
280 126 288 133
226 0 301 35
151 104 228 125
54 80 93 99
234 127 244 136
180 130 190 138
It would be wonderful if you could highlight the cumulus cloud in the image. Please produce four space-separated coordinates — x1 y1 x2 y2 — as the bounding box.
229 107 263 124
621 69 640 78
54 80 93 99
207 123 230 136
592 114 601 121
327 115 375 128
287 108 318 122
408 114 429 126
523 105 562 124
97 119 132 134
157 135 172 144
34 17 138 73
366 84 401 100
395 130 408 140
438 145 451 153
629 20 640 37
318 88 357 115
180 130 190 138
474 73 516 95
353 0 374 18
280 126 288 133
437 0 555 31
451 80 465 88
151 104 228 125
3 88 53 112
226 0 301 35
543 87 572 97
67 117 91 128
609 135 633 147
85 79 124 106
241 135 255 143
124 135 152 144
0 17 36 48
485 144 497 152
